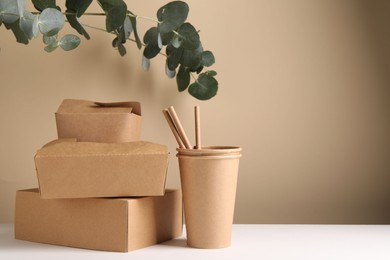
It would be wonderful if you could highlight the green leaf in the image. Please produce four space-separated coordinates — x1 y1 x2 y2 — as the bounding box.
97 0 127 32
128 13 141 49
157 1 189 34
181 44 203 71
176 23 200 50
166 44 183 70
165 61 176 78
59 34 80 51
176 65 190 91
188 73 218 100
32 15 39 37
43 33 57 45
117 43 126 56
20 11 36 40
65 0 92 17
142 55 150 71
65 0 92 39
123 16 132 39
161 31 174 45
207 70 217 77
201 51 215 67
66 13 90 39
113 34 126 56
4 19 29 44
44 41 58 52
143 27 161 59
171 34 182 48
38 8 64 36
0 0 20 24
32 0 57 12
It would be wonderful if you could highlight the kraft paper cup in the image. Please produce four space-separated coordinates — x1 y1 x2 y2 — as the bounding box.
177 147 242 249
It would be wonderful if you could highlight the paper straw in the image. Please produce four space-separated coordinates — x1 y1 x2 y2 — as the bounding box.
162 109 185 148
195 106 201 149
167 106 192 149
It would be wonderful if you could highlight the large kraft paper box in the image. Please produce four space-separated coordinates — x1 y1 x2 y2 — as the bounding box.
15 189 183 252
35 139 169 199
55 99 142 143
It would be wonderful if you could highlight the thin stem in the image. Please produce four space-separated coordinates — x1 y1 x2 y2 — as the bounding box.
79 22 169 58
31 11 106 16
190 72 197 81
127 12 161 24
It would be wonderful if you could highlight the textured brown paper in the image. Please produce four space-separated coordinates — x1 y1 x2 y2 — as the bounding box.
35 139 169 199
55 99 141 143
177 147 241 249
14 189 183 252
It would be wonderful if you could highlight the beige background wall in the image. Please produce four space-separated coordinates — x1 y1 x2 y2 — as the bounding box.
1 0 389 224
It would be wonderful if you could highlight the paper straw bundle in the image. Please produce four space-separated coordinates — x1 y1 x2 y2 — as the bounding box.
162 106 201 150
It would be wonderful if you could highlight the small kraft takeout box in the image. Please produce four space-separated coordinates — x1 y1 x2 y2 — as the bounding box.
55 99 142 143
34 139 169 199
15 189 183 252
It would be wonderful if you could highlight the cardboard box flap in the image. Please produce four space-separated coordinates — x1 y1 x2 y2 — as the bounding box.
36 140 167 157
57 99 141 116
94 101 141 116
55 99 142 143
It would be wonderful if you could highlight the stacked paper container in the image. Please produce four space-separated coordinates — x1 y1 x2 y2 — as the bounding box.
14 99 183 252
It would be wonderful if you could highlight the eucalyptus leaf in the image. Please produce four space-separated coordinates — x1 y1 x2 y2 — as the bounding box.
188 73 218 100
123 16 132 39
201 51 215 67
181 44 203 71
157 32 163 49
17 0 27 17
142 55 150 71
128 13 141 49
66 13 90 39
117 43 126 56
143 27 161 59
176 65 190 91
59 34 80 51
4 19 29 44
20 11 36 40
166 44 183 70
43 33 57 45
65 0 92 17
97 0 127 32
32 15 39 37
0 0 20 24
65 0 92 39
171 34 182 48
44 41 58 52
177 23 200 50
207 70 217 77
157 1 189 34
38 8 64 36
161 31 174 45
165 61 176 78
32 0 57 12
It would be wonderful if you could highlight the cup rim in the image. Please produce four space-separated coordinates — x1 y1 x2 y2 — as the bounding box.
177 153 242 159
177 146 242 156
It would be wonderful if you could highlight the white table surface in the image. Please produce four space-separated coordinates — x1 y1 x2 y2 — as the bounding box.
1 224 390 260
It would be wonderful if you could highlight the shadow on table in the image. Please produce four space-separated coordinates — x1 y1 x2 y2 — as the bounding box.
161 238 187 248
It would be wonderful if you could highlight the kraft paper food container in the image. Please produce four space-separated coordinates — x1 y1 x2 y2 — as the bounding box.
177 146 242 249
55 99 142 143
35 139 169 199
14 188 183 252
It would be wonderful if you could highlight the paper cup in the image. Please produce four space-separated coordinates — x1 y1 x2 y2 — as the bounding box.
177 147 242 249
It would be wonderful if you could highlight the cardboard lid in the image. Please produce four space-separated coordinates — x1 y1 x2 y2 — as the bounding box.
36 139 167 157
57 99 141 116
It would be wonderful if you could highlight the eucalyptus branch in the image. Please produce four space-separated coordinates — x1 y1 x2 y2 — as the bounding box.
0 0 218 100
